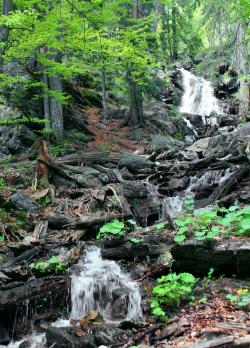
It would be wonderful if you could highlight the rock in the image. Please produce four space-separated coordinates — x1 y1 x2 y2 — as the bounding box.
48 214 74 229
9 192 41 213
94 327 130 346
0 322 10 344
119 154 154 173
19 341 31 348
7 126 37 154
188 134 242 158
122 182 148 198
217 63 230 75
172 238 250 277
46 327 96 348
168 177 187 191
238 123 250 138
188 137 210 153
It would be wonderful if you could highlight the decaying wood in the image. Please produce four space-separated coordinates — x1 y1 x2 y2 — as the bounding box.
183 335 250 348
71 212 132 229
33 220 48 239
0 276 68 309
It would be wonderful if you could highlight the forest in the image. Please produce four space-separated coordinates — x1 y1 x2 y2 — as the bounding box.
0 0 249 347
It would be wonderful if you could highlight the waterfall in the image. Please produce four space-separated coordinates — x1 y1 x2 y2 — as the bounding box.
162 169 233 218
179 68 221 122
4 247 142 348
70 247 142 322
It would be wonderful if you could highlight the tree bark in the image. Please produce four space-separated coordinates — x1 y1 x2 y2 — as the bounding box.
101 69 108 122
126 0 144 127
172 5 178 61
0 0 13 67
126 69 144 126
49 74 64 139
233 23 249 119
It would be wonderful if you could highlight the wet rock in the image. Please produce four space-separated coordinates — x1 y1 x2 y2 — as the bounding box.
19 341 31 348
168 177 187 191
0 322 10 344
217 63 230 75
94 327 131 346
9 191 41 213
46 327 96 348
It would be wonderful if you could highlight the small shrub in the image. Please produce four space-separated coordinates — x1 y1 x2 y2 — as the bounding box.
226 288 249 307
151 272 196 319
173 204 250 243
29 256 66 273
97 220 125 239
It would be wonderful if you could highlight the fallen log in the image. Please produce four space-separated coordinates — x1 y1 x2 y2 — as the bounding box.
183 335 250 348
0 276 68 309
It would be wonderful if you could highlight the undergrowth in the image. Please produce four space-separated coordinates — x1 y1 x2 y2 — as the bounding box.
174 204 250 243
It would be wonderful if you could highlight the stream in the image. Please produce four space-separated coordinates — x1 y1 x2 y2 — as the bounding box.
3 68 238 348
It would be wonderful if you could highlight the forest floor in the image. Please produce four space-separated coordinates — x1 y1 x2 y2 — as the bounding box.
0 108 250 348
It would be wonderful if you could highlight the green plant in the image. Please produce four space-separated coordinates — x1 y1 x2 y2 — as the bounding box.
97 220 125 239
173 204 250 243
0 178 7 188
151 272 196 319
183 198 194 212
2 155 12 170
38 196 51 207
156 222 165 231
29 256 66 273
129 237 143 244
226 288 249 307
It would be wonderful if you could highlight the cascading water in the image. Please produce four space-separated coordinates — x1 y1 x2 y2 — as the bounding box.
70 247 142 322
179 68 221 124
162 169 233 218
4 247 142 348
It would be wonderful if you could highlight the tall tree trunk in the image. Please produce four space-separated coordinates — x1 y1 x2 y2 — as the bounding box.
152 0 161 33
0 0 13 67
48 74 64 139
126 0 144 127
233 23 249 119
172 5 178 61
126 70 144 126
42 72 51 131
101 69 108 122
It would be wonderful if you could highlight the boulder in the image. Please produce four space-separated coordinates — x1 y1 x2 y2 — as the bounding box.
46 327 96 348
9 192 41 213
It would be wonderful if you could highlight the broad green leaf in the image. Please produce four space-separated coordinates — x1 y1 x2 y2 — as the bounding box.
174 235 186 243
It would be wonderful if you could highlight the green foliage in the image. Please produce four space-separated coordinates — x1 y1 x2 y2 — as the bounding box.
0 178 7 188
29 256 66 273
156 222 165 231
97 220 125 240
174 204 250 243
183 198 194 212
38 196 51 207
226 288 249 307
1 155 12 170
151 272 196 318
129 237 143 244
